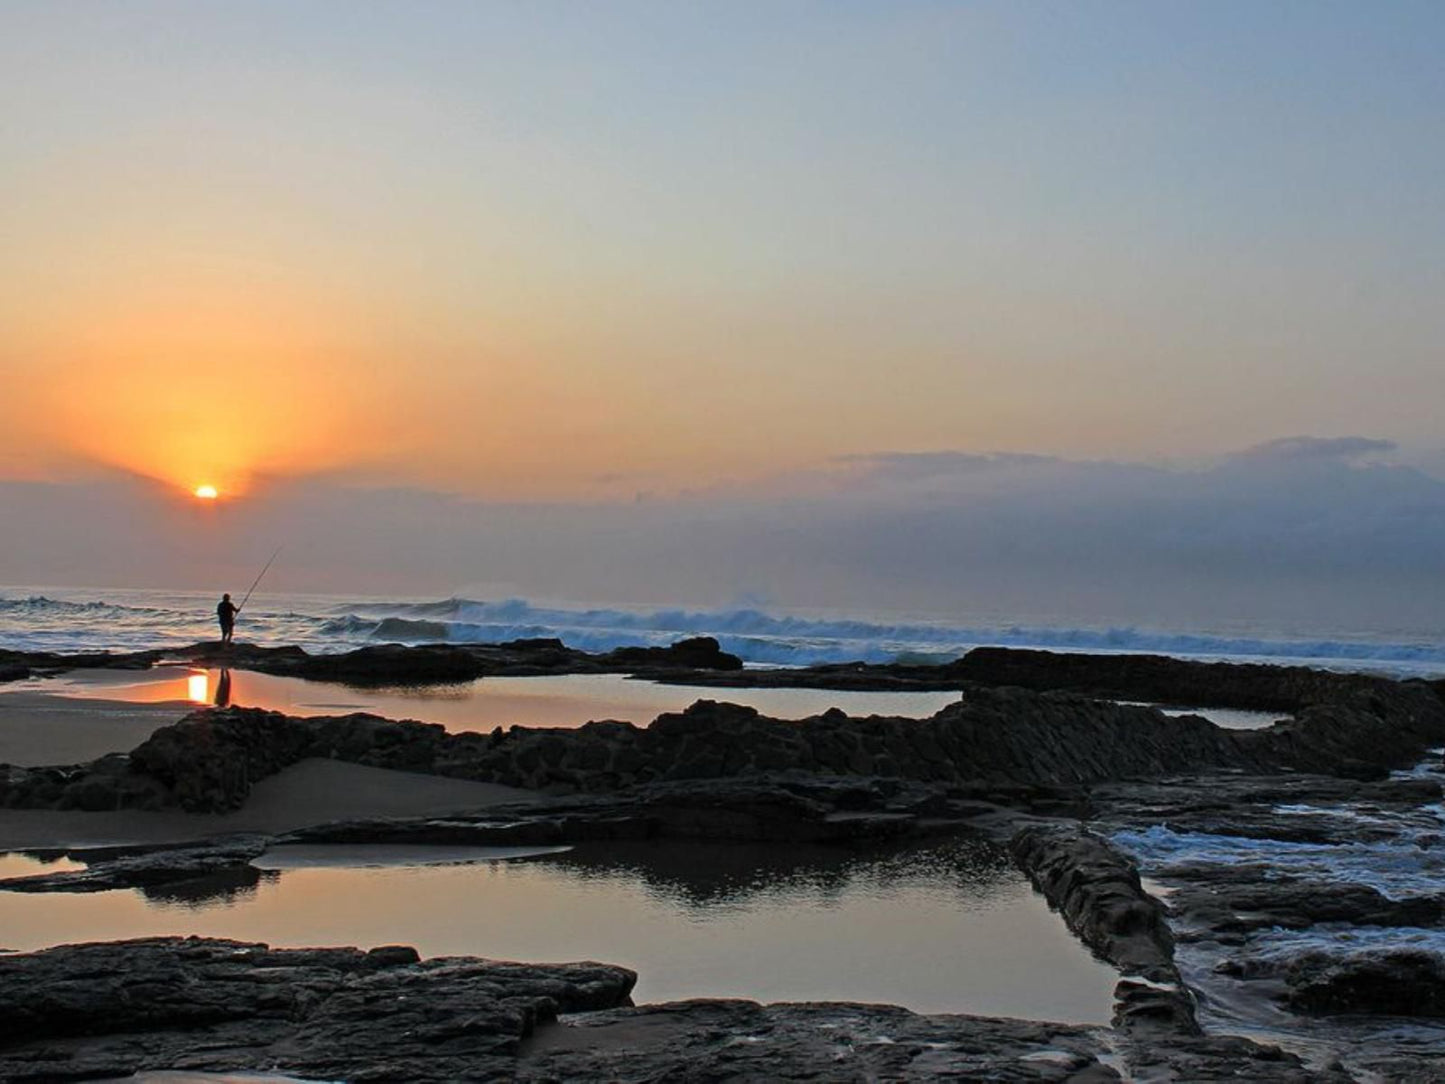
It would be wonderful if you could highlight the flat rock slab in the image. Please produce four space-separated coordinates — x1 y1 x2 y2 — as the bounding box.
516 999 1333 1082
0 937 636 1083
519 1000 1116 1082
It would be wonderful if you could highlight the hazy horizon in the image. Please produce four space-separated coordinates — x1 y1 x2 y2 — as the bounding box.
5 434 1444 638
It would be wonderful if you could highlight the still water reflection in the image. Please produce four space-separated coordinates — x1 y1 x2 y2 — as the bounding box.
36 668 962 730
0 839 1117 1022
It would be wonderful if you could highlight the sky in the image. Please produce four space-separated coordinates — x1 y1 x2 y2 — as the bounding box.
2 3 1444 628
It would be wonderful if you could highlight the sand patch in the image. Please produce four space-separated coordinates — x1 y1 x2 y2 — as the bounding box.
0 691 186 766
0 757 539 850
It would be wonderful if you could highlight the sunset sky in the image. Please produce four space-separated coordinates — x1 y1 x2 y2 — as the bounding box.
3 3 1444 619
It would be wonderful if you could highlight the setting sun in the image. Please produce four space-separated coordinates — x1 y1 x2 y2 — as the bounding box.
194 484 219 500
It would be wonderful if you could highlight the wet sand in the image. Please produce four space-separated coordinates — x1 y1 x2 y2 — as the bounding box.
0 691 188 766
0 757 539 850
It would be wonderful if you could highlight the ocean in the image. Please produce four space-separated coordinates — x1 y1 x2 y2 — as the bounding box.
3 584 1445 677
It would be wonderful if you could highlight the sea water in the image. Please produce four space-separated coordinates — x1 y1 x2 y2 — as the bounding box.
4 585 1445 676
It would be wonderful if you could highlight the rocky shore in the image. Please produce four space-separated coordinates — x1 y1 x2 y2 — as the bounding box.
3 645 1444 1080
4 652 1441 813
0 634 745 688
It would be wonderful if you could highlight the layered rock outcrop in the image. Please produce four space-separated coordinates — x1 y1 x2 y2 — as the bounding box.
954 646 1385 711
0 937 635 1083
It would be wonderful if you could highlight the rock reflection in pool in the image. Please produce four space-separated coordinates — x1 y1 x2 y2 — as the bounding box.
0 839 1118 1022
0 852 87 879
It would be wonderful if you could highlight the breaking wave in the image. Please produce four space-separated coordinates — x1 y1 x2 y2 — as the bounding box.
334 597 1445 674
3 590 1445 675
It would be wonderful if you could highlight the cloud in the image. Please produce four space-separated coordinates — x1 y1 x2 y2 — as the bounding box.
1235 436 1397 462
3 439 1443 634
832 451 1056 479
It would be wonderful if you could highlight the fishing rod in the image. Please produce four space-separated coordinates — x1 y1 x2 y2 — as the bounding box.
237 546 282 614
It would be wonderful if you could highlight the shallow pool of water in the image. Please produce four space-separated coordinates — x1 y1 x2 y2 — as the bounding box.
0 838 1118 1022
26 668 962 730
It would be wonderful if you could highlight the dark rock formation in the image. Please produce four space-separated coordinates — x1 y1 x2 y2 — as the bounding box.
0 836 269 894
127 711 317 811
0 647 163 679
952 646 1374 711
0 937 1336 1083
1010 824 1199 1035
1011 825 1178 983
0 635 743 688
0 689 1249 812
0 752 170 812
1234 682 1445 779
427 690 1259 794
0 937 635 1083
9 657 1444 813
597 636 744 671
1284 950 1445 1017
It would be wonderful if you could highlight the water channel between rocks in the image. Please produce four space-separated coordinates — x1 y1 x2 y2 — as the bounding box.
0 838 1121 1023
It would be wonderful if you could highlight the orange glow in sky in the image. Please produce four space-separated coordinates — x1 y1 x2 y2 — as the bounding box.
23 279 385 496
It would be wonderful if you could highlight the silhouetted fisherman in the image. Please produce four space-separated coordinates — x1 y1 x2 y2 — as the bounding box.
217 593 239 646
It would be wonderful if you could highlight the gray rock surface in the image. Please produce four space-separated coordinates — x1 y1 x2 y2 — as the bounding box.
0 937 636 1083
1283 949 1445 1017
1010 824 1198 1036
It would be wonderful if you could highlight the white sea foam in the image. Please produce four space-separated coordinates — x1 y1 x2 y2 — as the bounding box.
1237 925 1445 963
1113 815 1445 901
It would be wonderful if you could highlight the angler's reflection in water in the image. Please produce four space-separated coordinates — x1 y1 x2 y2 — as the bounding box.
214 668 232 708
537 837 1017 912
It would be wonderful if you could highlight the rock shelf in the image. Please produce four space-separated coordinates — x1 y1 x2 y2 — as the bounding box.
3 646 1444 1079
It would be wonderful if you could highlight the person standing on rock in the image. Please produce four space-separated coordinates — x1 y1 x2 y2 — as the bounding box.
216 593 239 646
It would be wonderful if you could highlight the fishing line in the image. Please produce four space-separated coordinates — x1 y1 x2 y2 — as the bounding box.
238 546 283 613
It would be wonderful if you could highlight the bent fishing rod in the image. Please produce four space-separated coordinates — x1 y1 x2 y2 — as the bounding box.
237 546 283 614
